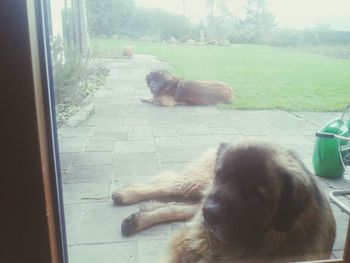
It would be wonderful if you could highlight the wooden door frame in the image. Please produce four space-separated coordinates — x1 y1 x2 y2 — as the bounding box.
1 0 67 262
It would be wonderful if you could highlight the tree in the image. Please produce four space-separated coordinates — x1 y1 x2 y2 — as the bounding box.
125 8 193 40
205 0 239 41
207 0 214 17
217 0 229 17
182 0 186 17
86 0 135 37
243 0 276 43
314 23 333 31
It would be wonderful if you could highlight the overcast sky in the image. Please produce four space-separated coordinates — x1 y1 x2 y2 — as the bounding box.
135 0 350 30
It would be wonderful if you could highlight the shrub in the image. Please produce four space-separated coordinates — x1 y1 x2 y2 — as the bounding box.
51 37 109 126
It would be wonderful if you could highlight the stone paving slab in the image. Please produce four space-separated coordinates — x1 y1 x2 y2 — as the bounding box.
137 240 168 263
68 242 137 263
90 131 129 141
58 137 89 153
59 152 114 173
154 136 182 146
113 153 161 177
64 203 85 245
85 140 115 152
151 126 178 137
63 164 113 183
115 140 156 154
157 145 206 163
63 181 112 205
58 126 94 138
58 55 350 262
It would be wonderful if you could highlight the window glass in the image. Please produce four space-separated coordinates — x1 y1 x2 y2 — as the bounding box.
49 1 350 262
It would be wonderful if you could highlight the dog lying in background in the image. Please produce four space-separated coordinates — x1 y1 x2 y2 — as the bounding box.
112 141 336 263
141 70 233 106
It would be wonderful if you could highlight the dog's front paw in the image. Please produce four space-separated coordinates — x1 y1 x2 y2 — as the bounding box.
112 190 129 205
121 213 139 237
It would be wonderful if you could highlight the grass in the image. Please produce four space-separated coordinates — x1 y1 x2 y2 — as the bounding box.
92 39 350 111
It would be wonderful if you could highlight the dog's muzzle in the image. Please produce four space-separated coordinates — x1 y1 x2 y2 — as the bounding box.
202 199 223 226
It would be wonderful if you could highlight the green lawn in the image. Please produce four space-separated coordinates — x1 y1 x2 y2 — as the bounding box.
93 39 350 111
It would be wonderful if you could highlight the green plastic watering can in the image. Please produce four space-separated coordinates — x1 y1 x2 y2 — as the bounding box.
313 105 350 178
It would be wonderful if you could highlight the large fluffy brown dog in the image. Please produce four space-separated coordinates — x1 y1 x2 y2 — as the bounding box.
141 70 233 106
112 141 336 263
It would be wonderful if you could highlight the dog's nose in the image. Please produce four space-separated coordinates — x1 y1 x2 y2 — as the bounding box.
202 200 222 225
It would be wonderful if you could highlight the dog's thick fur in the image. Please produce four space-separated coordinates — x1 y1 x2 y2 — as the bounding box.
142 70 233 106
112 141 336 263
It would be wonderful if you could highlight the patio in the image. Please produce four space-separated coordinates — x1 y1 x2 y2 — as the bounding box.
59 55 350 263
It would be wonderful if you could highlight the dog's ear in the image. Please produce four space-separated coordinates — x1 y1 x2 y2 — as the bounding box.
160 72 178 93
163 78 178 92
272 163 312 231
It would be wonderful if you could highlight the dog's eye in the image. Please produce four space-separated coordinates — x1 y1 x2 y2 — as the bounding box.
247 192 260 203
215 170 226 182
247 187 267 204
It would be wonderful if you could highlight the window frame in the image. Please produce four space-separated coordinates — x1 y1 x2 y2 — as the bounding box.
1 0 349 262
27 0 68 262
